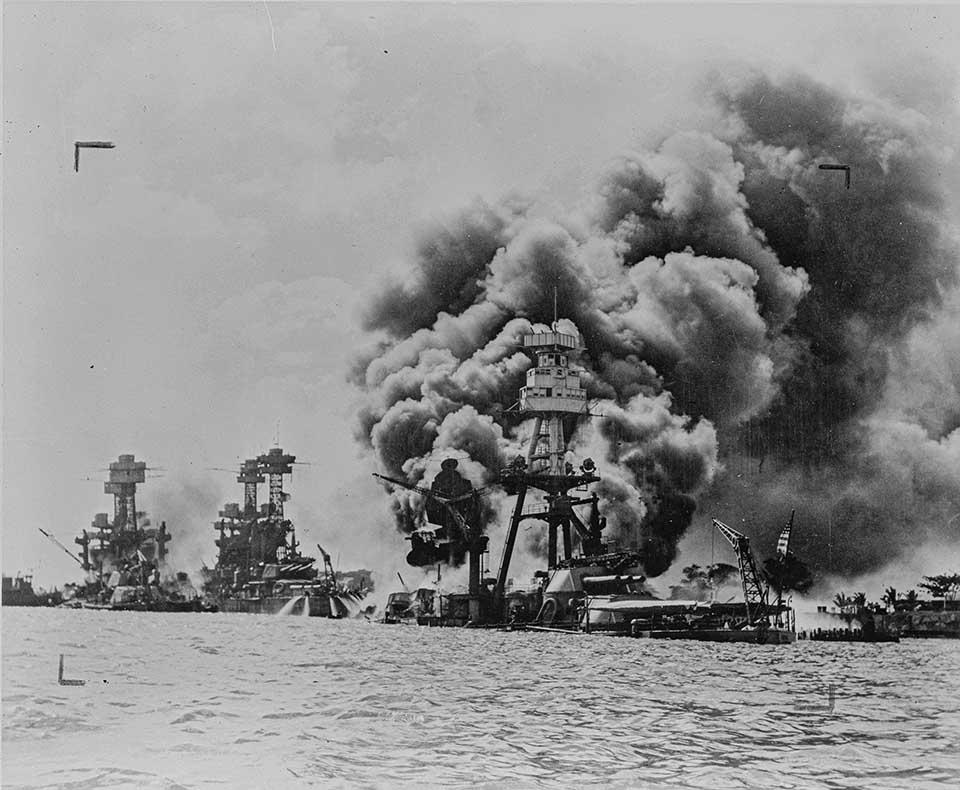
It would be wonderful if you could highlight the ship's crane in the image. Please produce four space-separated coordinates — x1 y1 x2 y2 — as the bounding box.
316 544 337 582
712 519 770 627
374 469 491 621
372 472 490 543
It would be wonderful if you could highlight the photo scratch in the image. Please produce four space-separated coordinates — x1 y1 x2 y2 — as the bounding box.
263 2 277 53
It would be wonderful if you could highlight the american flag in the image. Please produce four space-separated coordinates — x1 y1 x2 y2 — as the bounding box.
776 511 795 558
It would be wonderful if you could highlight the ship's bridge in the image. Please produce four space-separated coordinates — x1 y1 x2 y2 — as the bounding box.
520 330 588 414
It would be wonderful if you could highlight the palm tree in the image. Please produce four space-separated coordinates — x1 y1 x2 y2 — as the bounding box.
852 592 867 610
882 587 898 610
833 592 850 612
833 592 858 627
904 589 919 609
919 574 960 609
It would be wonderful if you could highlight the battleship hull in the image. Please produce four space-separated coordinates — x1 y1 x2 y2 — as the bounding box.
219 591 366 618
74 597 213 613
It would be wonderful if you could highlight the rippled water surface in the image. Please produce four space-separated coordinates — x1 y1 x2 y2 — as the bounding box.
3 609 959 789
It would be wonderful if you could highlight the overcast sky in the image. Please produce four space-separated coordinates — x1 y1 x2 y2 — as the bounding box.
4 2 959 590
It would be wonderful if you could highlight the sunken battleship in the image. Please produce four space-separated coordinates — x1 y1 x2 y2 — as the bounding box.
376 320 797 643
205 448 371 617
60 454 208 611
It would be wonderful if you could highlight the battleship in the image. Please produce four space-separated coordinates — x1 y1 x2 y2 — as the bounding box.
376 319 800 643
204 448 371 617
54 454 211 611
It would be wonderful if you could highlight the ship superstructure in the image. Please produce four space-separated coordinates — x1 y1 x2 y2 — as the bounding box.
375 319 800 641
493 324 636 624
65 454 201 611
75 455 171 578
209 447 370 617
376 319 642 627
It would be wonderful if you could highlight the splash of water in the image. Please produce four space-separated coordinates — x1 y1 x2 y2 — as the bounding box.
337 594 362 618
276 595 304 616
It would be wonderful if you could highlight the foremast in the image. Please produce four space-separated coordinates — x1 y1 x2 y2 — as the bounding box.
494 325 602 614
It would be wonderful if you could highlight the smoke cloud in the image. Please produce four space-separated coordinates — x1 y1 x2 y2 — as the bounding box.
352 68 960 579
150 476 223 579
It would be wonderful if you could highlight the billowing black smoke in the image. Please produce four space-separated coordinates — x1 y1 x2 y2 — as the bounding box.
698 72 960 577
353 70 960 579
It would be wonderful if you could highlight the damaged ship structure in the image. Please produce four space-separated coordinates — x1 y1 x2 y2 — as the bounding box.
65 454 208 611
377 320 797 644
206 448 370 618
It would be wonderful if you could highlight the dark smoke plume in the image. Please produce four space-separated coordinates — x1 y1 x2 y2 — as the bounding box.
353 69 960 579
699 72 960 577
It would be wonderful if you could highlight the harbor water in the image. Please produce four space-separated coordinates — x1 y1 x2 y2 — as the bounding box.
3 609 959 789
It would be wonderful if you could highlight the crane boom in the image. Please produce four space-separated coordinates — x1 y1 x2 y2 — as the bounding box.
371 473 477 537
38 528 84 566
316 544 336 581
372 472 490 505
372 472 436 501
712 519 770 626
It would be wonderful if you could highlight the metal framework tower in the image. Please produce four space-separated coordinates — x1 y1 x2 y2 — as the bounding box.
258 447 296 521
214 501 251 585
237 458 264 516
255 447 302 562
75 512 110 572
713 519 770 626
103 454 145 532
88 512 111 573
494 326 601 614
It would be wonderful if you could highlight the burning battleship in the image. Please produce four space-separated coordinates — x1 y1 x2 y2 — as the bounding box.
351 64 960 642
375 320 798 642
55 454 209 611
205 448 371 617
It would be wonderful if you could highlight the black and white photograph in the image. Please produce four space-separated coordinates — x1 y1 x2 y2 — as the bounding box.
3 2 960 788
